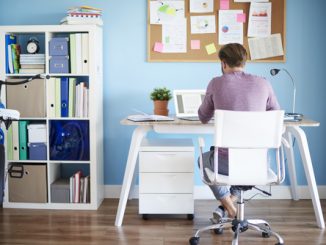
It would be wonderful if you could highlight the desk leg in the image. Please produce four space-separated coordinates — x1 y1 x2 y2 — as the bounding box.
287 126 325 229
115 126 150 226
284 131 299 200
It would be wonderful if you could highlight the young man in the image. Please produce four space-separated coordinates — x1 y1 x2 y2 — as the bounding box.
198 43 280 220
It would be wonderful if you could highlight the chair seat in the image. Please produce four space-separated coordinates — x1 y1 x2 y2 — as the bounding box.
204 167 278 186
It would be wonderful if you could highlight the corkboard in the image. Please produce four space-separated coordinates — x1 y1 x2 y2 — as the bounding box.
147 0 286 62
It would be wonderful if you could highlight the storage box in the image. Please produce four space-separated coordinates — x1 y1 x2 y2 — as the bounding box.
28 143 47 160
49 37 69 56
8 164 47 203
27 124 46 143
6 78 46 118
49 56 69 73
51 178 70 203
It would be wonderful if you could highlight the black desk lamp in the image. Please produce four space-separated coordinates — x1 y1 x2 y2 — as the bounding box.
270 68 303 118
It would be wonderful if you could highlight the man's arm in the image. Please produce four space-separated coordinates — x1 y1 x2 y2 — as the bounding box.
266 81 281 111
198 80 215 123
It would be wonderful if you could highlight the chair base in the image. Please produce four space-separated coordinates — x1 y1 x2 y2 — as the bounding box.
189 217 284 245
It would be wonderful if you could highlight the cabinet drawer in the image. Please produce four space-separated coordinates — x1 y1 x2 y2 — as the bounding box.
139 173 193 193
139 194 194 214
139 152 194 172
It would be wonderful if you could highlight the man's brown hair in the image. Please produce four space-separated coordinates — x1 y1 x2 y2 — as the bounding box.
218 43 247 68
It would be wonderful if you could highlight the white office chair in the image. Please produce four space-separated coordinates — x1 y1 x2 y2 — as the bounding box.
190 110 287 245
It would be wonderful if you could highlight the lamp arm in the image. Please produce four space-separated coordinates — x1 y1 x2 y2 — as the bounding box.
282 68 296 114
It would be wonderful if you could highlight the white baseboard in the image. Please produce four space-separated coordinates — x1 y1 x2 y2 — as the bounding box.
105 185 326 199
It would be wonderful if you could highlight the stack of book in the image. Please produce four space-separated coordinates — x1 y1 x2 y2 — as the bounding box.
60 6 103 26
5 34 20 74
20 54 45 74
69 171 90 203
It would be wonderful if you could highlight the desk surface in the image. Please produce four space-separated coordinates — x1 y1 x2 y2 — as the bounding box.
121 116 320 127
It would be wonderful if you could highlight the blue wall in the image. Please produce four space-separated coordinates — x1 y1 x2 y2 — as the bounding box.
1 0 325 186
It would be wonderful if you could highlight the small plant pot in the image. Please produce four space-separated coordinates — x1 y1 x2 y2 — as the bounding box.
153 100 169 116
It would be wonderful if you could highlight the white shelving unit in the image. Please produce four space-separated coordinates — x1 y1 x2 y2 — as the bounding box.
0 25 104 210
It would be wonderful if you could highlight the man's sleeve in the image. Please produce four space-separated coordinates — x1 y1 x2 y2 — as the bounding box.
266 81 281 110
198 80 215 123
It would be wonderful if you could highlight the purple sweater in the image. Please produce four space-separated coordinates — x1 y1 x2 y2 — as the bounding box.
198 71 280 123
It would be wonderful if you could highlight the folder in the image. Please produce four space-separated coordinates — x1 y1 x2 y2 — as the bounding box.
47 78 56 118
55 78 61 117
68 78 76 117
61 77 69 117
69 33 76 74
5 34 16 74
12 121 19 161
6 78 45 118
75 33 82 74
81 33 89 74
6 125 13 160
18 121 29 160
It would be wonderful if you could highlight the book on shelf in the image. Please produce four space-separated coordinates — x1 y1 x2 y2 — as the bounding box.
61 5 103 25
5 34 17 74
11 44 21 74
73 170 82 203
19 68 45 74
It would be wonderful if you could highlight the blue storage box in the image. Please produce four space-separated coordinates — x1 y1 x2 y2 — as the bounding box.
29 143 47 160
49 37 69 56
49 56 69 73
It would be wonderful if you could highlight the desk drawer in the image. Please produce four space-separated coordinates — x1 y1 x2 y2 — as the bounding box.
139 152 194 172
139 194 194 214
139 173 193 193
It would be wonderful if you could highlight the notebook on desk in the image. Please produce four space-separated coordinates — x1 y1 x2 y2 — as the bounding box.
173 90 206 121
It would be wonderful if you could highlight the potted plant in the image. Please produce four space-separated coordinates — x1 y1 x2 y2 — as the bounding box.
150 87 172 116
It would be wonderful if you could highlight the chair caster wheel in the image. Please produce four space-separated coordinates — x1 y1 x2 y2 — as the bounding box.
142 214 149 220
275 243 284 245
214 228 223 235
189 237 200 245
187 214 194 220
262 231 270 238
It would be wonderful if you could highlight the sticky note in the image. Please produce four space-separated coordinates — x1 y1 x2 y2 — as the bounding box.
191 40 200 50
154 42 164 53
237 13 246 23
205 43 217 55
220 0 229 10
166 8 176 16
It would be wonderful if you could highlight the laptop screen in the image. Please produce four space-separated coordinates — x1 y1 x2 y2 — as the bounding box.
173 90 206 117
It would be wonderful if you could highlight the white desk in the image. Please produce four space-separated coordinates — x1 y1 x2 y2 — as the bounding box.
115 117 325 229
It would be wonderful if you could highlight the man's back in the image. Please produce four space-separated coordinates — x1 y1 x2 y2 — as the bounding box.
198 71 280 123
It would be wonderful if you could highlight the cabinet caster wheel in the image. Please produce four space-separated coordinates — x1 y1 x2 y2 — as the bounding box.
189 237 200 245
142 214 149 220
214 228 223 235
187 214 194 220
262 232 270 238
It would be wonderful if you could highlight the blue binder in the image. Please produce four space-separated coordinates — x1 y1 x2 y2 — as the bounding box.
5 34 17 74
61 77 69 117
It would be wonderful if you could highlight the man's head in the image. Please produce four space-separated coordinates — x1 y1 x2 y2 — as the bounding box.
218 43 247 73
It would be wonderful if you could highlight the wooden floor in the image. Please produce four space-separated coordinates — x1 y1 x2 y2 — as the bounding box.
0 199 325 245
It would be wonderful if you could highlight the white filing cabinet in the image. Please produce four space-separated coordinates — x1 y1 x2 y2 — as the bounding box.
139 138 194 220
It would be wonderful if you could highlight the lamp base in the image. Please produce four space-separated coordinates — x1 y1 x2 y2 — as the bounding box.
284 112 303 122
285 112 303 117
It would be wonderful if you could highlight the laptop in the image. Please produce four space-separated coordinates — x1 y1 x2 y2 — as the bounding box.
173 89 206 121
